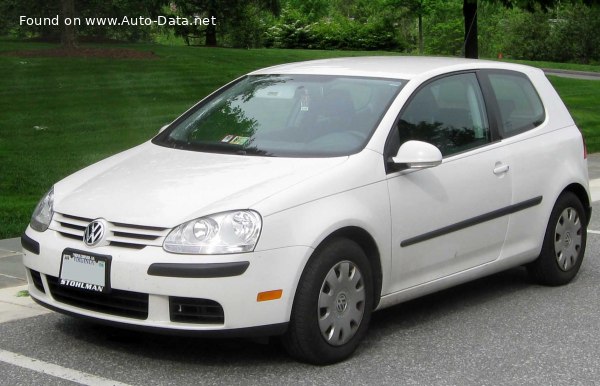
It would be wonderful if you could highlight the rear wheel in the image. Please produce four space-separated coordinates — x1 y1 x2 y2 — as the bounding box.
282 238 374 365
528 192 587 286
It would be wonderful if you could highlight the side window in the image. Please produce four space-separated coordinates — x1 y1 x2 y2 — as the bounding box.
488 73 545 137
397 73 490 157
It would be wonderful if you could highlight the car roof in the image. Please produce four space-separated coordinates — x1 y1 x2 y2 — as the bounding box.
249 56 540 80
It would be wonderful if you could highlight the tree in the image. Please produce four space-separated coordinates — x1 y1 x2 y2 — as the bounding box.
206 0 217 46
463 0 477 58
3 0 167 45
0 0 60 41
60 0 76 48
462 0 600 58
175 0 280 46
423 0 463 56
404 0 433 54
284 0 329 19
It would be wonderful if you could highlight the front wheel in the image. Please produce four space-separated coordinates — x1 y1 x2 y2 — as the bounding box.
528 192 587 286
282 238 374 365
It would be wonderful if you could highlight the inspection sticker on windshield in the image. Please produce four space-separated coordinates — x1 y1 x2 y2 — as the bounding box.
300 91 310 111
229 136 249 145
59 249 111 293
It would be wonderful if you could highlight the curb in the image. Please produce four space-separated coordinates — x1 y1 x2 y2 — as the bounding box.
0 285 50 323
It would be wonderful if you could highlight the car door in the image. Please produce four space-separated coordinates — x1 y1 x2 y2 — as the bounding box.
385 72 513 293
480 70 556 260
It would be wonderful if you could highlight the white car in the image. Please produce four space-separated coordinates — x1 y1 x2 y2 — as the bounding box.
22 57 590 364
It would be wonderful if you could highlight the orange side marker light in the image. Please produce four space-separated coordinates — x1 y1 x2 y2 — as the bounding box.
257 289 283 302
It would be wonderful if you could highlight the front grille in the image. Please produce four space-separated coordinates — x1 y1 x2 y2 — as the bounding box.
170 297 224 324
29 269 45 293
51 212 170 249
46 275 148 319
58 232 82 241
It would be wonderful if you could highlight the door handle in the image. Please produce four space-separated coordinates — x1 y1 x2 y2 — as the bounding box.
493 163 510 175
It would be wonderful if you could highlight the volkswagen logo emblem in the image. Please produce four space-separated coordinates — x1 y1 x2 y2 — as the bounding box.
83 220 106 247
335 292 348 313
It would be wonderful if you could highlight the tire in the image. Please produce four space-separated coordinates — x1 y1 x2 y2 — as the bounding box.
282 238 374 365
528 192 587 286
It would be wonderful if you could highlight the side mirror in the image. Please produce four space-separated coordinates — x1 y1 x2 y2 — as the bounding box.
159 124 169 133
392 140 442 170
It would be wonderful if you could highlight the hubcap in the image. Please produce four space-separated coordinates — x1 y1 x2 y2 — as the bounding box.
554 207 582 271
318 261 365 346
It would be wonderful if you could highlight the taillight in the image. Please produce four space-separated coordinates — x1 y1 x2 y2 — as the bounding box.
582 132 588 159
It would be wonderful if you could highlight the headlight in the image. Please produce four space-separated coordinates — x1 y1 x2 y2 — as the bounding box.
30 187 54 232
163 210 262 254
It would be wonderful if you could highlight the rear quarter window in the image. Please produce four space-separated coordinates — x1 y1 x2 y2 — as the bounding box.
488 72 545 137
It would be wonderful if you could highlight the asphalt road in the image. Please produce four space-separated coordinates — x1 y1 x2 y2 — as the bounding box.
543 68 600 81
1 202 600 385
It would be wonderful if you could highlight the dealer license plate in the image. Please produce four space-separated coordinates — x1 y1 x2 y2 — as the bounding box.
59 249 111 293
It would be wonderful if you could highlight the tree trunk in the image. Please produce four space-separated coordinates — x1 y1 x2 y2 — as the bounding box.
60 0 77 48
206 0 217 46
463 0 478 59
205 23 217 46
418 14 423 55
269 0 281 16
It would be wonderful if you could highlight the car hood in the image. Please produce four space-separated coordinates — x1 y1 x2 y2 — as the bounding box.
54 142 347 227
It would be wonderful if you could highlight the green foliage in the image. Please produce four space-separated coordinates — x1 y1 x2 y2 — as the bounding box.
171 0 279 48
4 0 600 61
496 2 600 63
0 0 60 39
310 16 401 51
477 1 512 58
500 5 551 61
423 0 464 56
0 0 166 42
284 0 330 19
265 5 404 51
225 3 273 48
546 3 600 64
410 0 600 63
264 8 313 48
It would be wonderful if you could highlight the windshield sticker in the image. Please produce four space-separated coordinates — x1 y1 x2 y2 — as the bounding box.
300 89 310 112
230 136 249 145
221 135 235 143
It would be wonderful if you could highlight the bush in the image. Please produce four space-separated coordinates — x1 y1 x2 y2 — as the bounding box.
225 3 273 48
422 0 464 56
264 8 315 48
501 7 552 61
501 3 600 64
265 9 403 51
547 3 600 64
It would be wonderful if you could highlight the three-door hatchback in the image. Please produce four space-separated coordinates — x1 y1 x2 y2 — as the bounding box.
22 57 590 364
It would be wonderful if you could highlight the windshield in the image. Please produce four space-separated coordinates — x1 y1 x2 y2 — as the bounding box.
153 74 405 157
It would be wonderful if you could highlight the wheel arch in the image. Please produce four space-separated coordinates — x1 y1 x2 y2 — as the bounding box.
561 183 591 225
314 226 383 309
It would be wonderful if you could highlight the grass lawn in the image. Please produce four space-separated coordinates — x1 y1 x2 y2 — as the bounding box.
547 76 600 152
1 40 599 238
508 59 600 73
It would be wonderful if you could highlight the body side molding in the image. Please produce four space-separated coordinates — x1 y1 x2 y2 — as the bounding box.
401 196 543 247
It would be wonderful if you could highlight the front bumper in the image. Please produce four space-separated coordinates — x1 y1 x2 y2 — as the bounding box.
22 227 312 335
